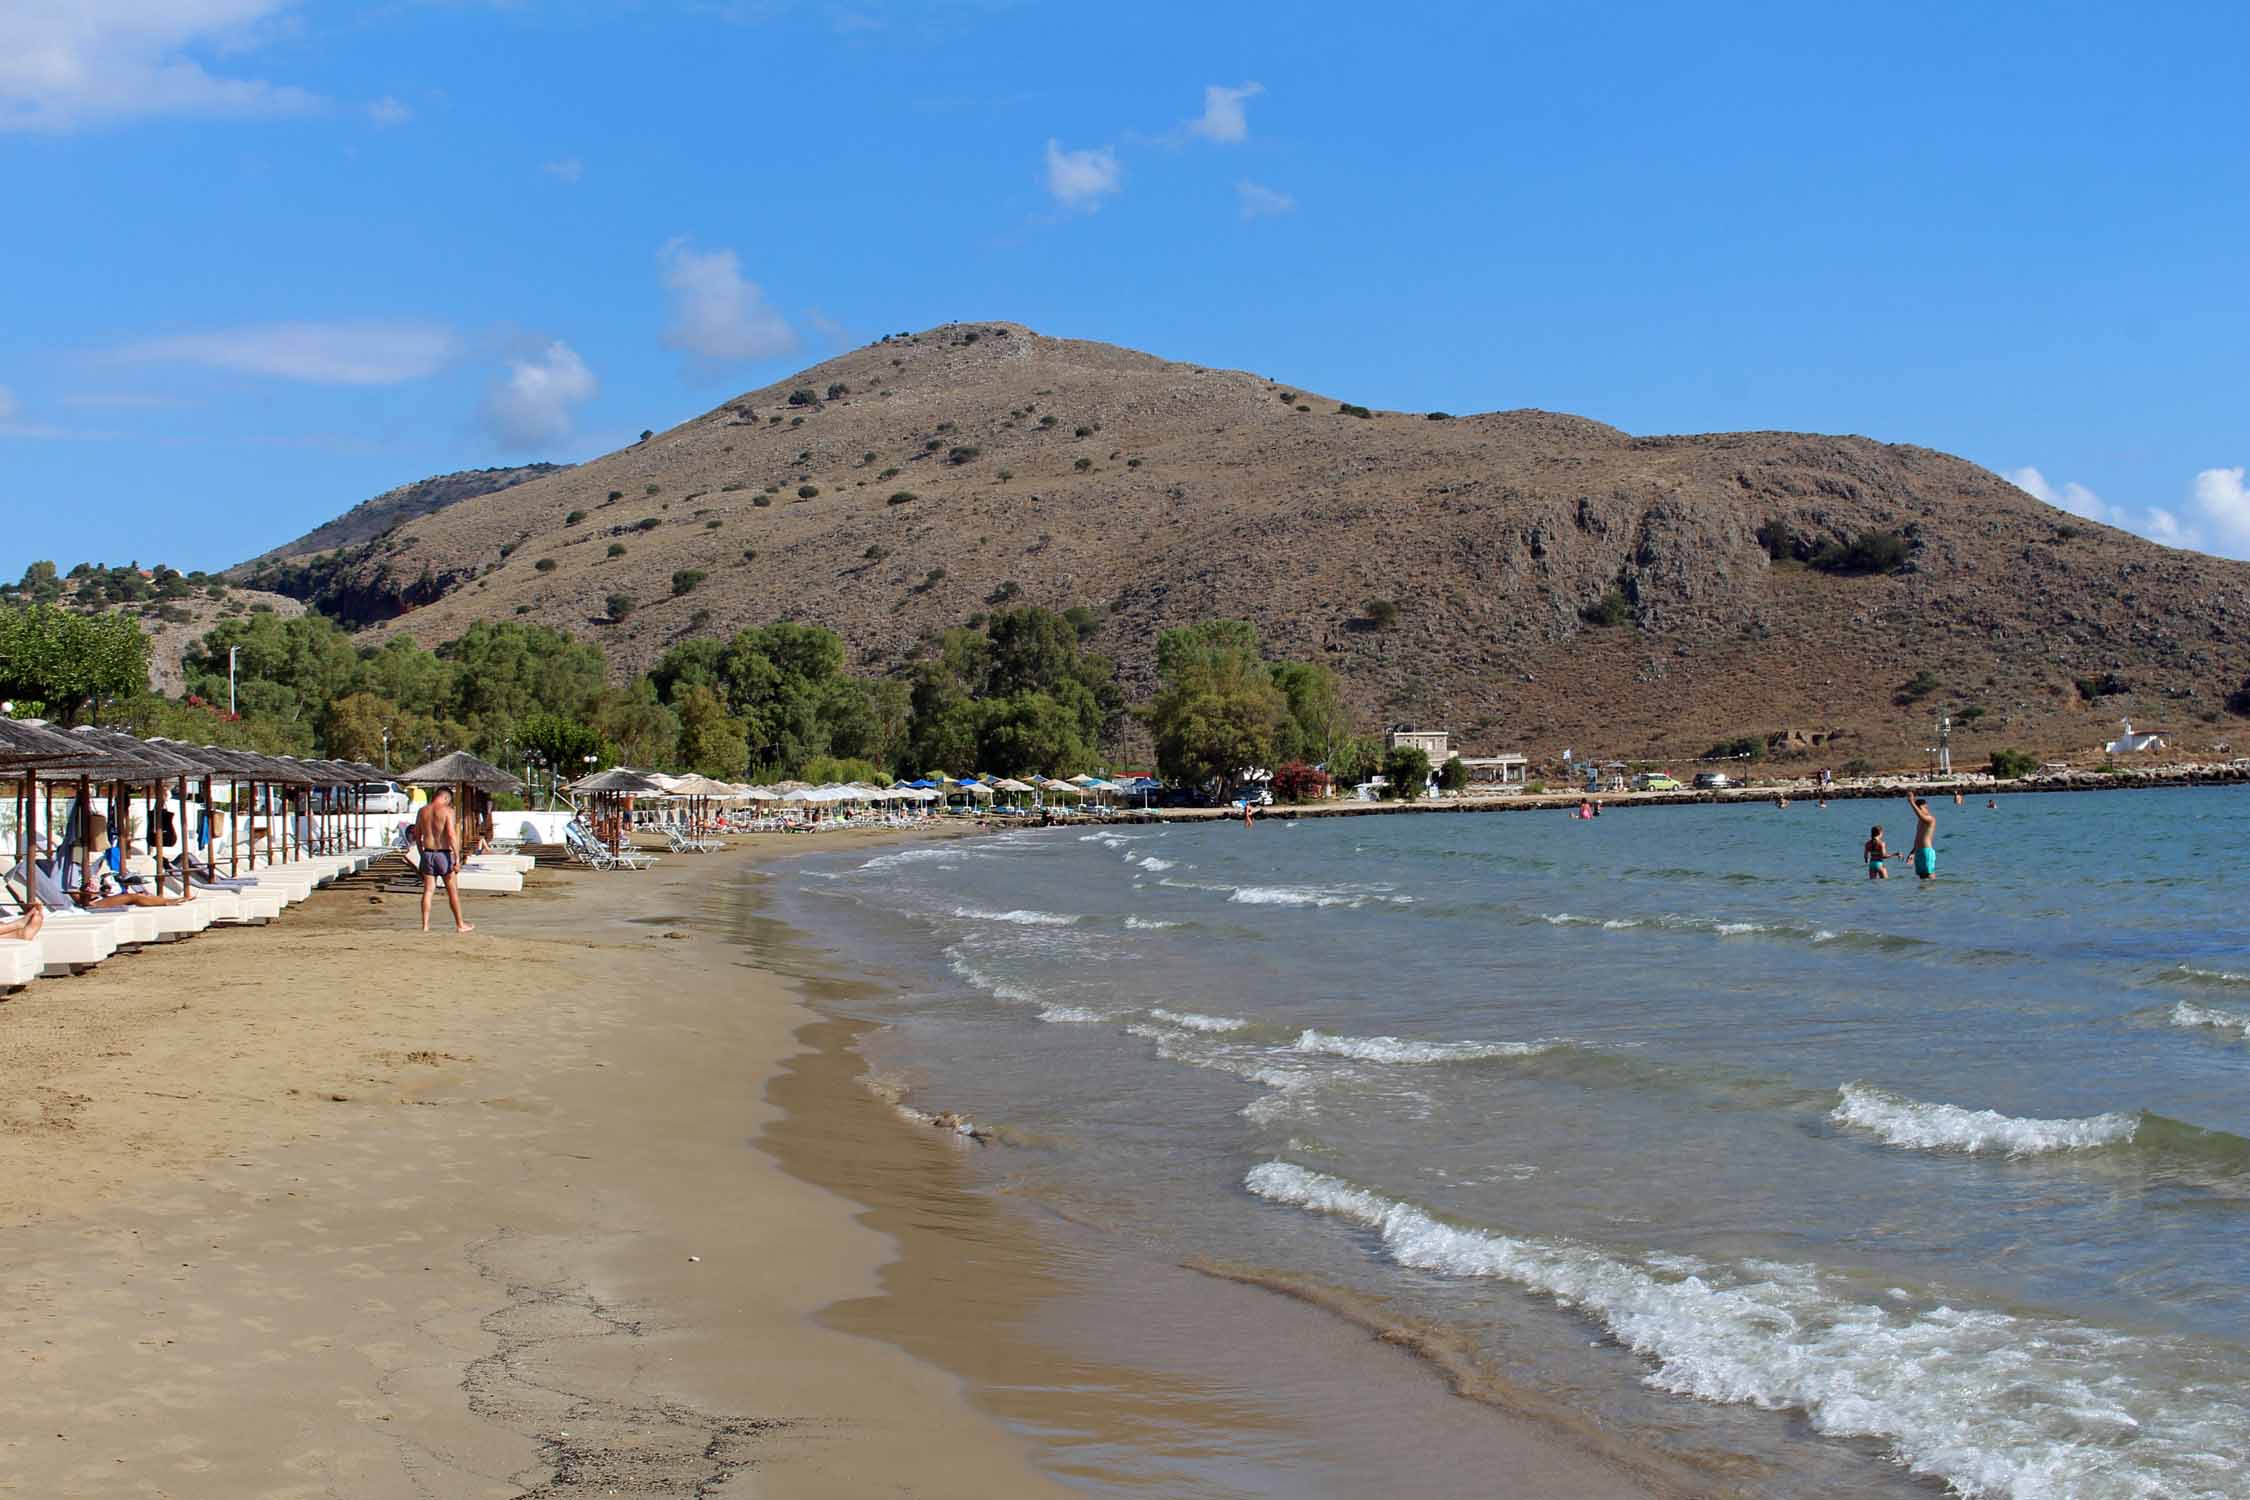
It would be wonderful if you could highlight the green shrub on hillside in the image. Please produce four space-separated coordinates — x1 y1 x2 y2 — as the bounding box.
564 510 586 526
605 593 635 621
1989 748 2039 779
671 569 707 597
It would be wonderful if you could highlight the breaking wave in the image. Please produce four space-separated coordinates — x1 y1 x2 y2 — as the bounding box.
2170 1000 2250 1037
1125 916 1181 930
1291 1029 1556 1065
1148 1007 1252 1034
948 906 1082 927
1245 1162 2250 1500
1830 1082 2139 1156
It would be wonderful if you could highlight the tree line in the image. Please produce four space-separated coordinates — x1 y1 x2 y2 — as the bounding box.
2 570 1384 793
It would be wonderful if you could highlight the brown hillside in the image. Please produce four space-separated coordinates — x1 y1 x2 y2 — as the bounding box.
278 322 2250 767
234 463 568 573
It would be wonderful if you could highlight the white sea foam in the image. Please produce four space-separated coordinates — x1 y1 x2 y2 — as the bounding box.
1246 1162 2246 1500
1038 1004 1109 1024
1230 884 1407 908
1124 916 1181 930
1149 1007 1250 1033
948 906 1081 927
945 947 1040 1006
1136 855 1176 872
2169 1000 2250 1037
858 846 961 872
1291 1029 1553 1064
1831 1082 2139 1156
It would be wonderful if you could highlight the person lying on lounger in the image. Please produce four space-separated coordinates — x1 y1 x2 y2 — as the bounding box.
0 904 44 942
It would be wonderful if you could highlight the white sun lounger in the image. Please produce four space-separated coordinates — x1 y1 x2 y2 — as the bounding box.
0 936 41 990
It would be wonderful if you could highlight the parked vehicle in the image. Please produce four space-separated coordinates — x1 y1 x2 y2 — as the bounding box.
1692 771 1733 789
1634 773 1683 792
357 780 412 814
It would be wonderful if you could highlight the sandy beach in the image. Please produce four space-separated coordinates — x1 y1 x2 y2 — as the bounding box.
0 830 1683 1498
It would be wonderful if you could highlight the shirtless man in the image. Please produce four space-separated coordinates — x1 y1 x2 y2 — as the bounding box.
1906 792 1939 880
408 788 474 933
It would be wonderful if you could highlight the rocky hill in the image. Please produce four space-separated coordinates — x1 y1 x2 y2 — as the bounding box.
234 463 567 573
242 322 2250 766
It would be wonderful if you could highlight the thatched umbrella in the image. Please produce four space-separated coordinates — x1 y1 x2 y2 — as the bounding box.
398 750 523 864
570 766 663 855
65 726 218 901
3 720 142 908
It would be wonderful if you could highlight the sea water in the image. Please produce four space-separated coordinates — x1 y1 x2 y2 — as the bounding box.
767 790 2250 1498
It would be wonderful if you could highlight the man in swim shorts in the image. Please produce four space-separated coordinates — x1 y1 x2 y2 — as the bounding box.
408 788 474 933
1864 825 1893 879
1906 792 1938 880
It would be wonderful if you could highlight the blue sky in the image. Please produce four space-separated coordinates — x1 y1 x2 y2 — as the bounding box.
3 1 2246 577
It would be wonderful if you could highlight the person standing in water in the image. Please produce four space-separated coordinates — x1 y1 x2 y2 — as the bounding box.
407 787 475 933
1906 792 1938 880
1864 825 1893 879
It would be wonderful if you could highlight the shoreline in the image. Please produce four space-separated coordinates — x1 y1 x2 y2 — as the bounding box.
1124 761 2250 822
0 822 1711 1497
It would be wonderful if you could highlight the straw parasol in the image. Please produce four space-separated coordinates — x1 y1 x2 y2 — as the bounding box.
398 750 523 863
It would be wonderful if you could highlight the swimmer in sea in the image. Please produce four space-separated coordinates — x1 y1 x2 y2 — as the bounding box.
1906 792 1938 880
1987 798 1997 809
1864 824 1893 880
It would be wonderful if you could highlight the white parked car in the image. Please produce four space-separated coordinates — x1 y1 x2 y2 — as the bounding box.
358 780 412 814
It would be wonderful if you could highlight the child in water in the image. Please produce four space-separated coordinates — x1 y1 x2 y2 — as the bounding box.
1864 825 1893 880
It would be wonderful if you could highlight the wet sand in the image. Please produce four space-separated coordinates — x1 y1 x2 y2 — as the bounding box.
1 830 1682 1497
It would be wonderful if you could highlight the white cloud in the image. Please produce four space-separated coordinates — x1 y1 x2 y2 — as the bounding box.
110 319 463 384
481 341 597 450
658 239 798 365
1236 180 1294 220
0 1 320 132
367 95 412 127
2006 466 2113 524
541 156 584 184
1187 82 1262 144
2009 463 2250 559
0 386 16 422
2190 466 2250 554
1044 138 1121 212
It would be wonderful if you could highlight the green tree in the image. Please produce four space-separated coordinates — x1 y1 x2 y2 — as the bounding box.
517 709 604 777
184 610 356 733
1436 755 1470 794
1148 650 1288 795
0 602 153 723
1382 745 1433 800
675 684 751 779
979 692 1094 776
592 682 682 769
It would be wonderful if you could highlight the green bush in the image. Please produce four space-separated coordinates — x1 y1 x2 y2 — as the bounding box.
826 382 849 399
1896 670 1943 703
645 484 660 495
1074 456 1094 471
1426 411 1452 421
705 519 723 530
671 569 707 597
1704 735 1767 762
1810 530 1909 575
947 445 980 465
1580 588 1632 627
606 490 624 503
635 517 661 532
1337 402 1373 419
1363 598 1400 630
605 592 635 621
1988 748 2038 779
888 491 916 505
1381 746 1431 799
2075 672 2130 701
741 548 759 564
753 494 772 508
797 484 819 499
788 388 816 406
607 543 627 558
564 510 586 526
534 558 557 573
1436 756 1470 793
